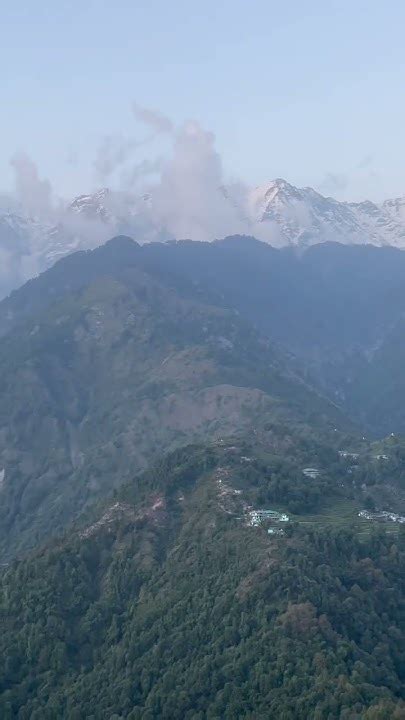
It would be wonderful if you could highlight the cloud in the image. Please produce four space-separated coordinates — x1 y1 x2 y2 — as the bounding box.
10 152 54 219
66 146 79 167
94 103 174 183
3 106 248 301
92 106 247 241
94 135 141 180
151 121 246 241
120 157 163 188
357 154 373 170
132 103 174 134
319 172 349 195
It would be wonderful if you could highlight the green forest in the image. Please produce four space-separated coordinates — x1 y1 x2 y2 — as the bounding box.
1 443 405 719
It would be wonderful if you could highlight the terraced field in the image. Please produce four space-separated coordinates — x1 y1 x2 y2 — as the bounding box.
292 499 403 537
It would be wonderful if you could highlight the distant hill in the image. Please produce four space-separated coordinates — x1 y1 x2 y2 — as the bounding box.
133 237 405 436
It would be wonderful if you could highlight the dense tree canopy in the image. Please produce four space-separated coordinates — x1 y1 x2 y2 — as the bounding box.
1 445 404 719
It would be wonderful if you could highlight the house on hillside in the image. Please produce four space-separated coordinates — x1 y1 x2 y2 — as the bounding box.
248 509 289 526
339 451 359 460
302 467 320 479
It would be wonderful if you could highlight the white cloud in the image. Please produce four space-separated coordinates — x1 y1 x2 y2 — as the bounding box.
10 152 55 219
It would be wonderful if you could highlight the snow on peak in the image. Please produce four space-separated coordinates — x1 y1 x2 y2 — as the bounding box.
1 180 405 301
382 195 405 223
68 188 112 221
246 180 405 249
250 178 302 211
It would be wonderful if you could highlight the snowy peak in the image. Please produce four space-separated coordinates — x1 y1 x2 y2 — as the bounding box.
65 188 153 233
382 196 405 223
249 179 305 219
247 179 405 249
68 188 112 220
1 179 405 302
41 189 152 268
256 178 301 203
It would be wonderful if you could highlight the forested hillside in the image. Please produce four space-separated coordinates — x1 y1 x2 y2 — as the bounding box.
1 443 405 719
4 235 405 438
2 236 405 718
0 237 343 562
135 237 405 436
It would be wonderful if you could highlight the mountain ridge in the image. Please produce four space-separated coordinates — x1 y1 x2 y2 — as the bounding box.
0 236 347 562
4 234 405 437
1 178 405 301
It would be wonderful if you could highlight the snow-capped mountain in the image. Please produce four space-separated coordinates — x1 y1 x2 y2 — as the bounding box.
45 180 405 252
382 196 405 224
68 188 113 221
40 188 148 267
248 179 405 248
0 188 171 299
1 179 405 301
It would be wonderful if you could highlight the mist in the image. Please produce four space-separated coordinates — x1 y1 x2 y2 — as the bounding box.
1 104 265 298
92 104 248 242
150 121 247 241
10 152 56 221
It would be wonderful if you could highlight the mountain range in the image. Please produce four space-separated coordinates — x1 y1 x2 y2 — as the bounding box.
248 179 405 248
2 178 405 301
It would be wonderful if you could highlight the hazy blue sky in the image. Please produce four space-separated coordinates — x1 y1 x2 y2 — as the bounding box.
2 0 405 201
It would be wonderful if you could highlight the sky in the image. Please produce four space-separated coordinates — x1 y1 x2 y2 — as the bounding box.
1 0 405 203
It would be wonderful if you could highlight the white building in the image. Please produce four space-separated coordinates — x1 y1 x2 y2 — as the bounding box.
303 467 320 479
